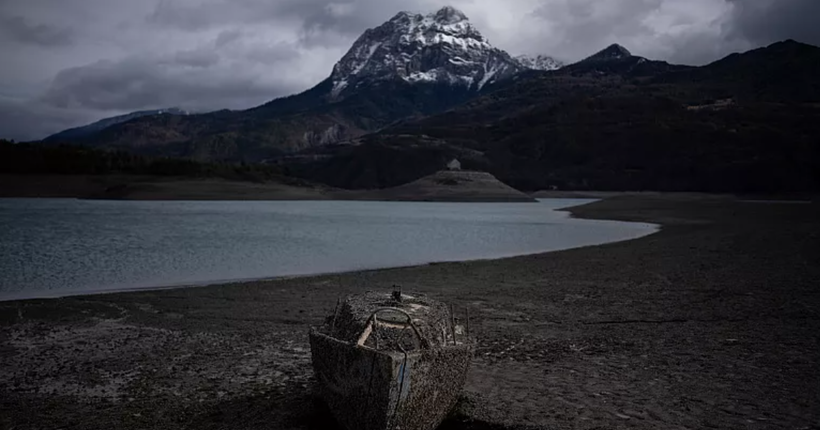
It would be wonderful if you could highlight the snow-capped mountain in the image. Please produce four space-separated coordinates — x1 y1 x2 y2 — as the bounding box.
515 54 564 71
52 6 571 156
329 6 526 98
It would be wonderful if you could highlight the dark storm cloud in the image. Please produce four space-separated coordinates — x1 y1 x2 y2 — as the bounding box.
726 0 820 46
171 48 221 68
146 0 412 46
215 29 243 48
0 97 100 142
147 0 343 33
0 14 74 47
41 48 303 112
532 0 665 61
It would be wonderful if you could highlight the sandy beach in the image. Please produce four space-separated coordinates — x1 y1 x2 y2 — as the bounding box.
1 195 819 429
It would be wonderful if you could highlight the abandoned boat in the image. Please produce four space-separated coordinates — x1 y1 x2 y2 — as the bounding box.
309 289 474 430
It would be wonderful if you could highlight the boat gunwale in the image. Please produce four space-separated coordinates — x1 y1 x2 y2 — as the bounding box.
309 327 474 359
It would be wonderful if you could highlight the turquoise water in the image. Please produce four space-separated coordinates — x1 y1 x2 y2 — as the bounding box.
0 198 656 300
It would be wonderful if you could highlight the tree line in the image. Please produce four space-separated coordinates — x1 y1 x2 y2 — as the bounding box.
0 140 305 185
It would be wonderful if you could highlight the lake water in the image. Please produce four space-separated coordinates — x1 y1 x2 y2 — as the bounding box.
0 198 657 301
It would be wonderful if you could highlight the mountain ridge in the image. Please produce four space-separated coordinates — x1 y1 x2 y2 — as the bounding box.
45 108 190 142
43 6 553 159
35 19 820 195
515 54 564 71
282 40 820 193
327 6 526 98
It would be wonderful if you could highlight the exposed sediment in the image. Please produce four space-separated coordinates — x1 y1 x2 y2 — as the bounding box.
344 171 537 202
1 195 819 429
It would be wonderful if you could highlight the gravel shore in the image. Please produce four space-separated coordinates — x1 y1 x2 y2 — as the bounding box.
1 195 818 430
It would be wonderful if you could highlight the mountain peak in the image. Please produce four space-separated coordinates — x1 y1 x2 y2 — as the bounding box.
581 44 633 63
328 7 525 98
390 11 412 21
433 6 469 24
608 43 631 53
767 39 815 51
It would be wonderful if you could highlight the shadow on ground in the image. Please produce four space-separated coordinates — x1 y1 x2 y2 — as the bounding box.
182 382 535 430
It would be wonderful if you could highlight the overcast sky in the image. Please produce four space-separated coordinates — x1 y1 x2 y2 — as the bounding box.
1 0 818 141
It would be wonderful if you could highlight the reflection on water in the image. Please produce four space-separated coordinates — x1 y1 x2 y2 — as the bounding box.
0 198 656 300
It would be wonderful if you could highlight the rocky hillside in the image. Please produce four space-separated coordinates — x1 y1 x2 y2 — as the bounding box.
328 6 526 97
44 108 189 142
515 54 564 71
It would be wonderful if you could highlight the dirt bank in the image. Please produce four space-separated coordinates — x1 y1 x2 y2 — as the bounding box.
344 171 537 202
1 195 818 429
0 173 537 203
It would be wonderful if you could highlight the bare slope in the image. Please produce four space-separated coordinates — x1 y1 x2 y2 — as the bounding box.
346 170 536 202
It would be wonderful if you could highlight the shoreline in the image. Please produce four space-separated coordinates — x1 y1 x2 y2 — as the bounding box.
0 171 537 203
1 194 818 429
0 198 659 303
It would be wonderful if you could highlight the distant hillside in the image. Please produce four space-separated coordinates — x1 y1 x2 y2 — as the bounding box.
281 134 491 190
29 37 820 195
284 40 820 193
0 140 533 202
45 108 189 142
652 39 820 103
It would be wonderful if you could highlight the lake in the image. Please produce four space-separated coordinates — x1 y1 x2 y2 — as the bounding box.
0 198 657 301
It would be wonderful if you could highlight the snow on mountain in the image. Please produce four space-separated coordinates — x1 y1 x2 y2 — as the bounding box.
515 54 564 71
329 6 526 97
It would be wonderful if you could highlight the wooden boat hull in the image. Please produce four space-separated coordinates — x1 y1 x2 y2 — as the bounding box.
310 330 473 430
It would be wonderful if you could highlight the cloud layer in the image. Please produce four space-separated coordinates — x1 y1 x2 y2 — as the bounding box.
1 0 818 141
